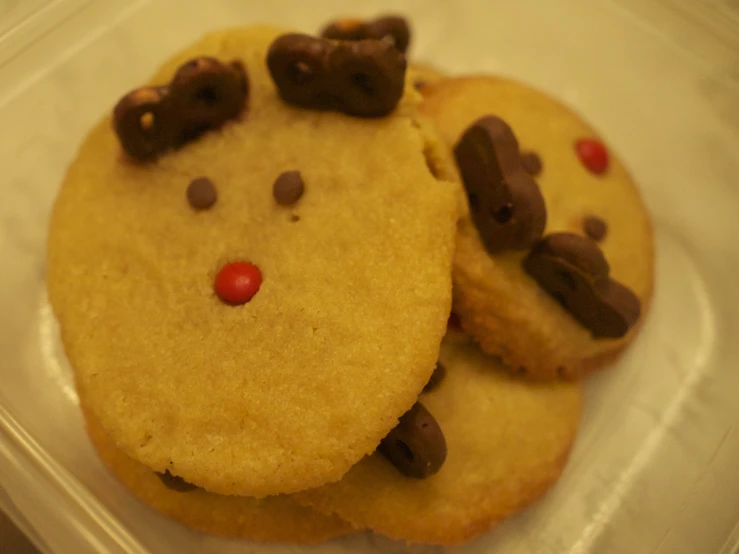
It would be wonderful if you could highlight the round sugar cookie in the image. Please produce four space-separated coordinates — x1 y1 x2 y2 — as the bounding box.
81 405 354 542
47 25 458 497
420 76 654 379
408 62 446 94
295 336 582 545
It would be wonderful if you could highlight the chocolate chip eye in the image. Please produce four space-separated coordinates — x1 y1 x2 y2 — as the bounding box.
521 151 543 176
583 215 608 242
186 176 218 211
273 170 306 206
491 202 514 224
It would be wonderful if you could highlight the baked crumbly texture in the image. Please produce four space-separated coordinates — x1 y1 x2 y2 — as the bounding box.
296 336 582 545
81 404 354 542
407 62 446 93
47 25 459 497
420 76 654 379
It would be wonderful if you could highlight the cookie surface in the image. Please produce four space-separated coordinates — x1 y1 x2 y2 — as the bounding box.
420 76 654 379
47 25 458 496
296 336 582 545
81 405 354 542
407 62 446 94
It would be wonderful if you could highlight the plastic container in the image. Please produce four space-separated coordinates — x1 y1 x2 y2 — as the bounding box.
1 1 738 552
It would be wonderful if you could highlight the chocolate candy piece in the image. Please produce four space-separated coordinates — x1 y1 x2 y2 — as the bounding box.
157 470 198 492
321 15 411 54
169 58 248 141
367 16 411 53
521 151 543 176
113 57 248 161
264 34 334 110
454 116 547 253
321 19 365 41
423 361 446 392
378 402 446 479
273 171 305 206
583 215 608 241
330 40 406 117
186 177 217 210
113 87 174 160
523 232 640 338
267 34 406 118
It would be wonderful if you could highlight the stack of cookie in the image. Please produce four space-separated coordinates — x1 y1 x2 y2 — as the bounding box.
46 15 653 546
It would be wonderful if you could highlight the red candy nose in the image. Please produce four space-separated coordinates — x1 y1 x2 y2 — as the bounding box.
575 139 609 175
214 262 262 305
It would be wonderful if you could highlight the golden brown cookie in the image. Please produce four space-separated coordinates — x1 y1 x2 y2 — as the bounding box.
296 336 582 545
408 63 446 94
47 25 458 497
420 76 654 379
81 404 354 542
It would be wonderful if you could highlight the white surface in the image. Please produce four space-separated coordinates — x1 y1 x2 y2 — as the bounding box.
0 0 738 553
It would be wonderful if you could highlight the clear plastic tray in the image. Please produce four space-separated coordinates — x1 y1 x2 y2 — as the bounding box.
1 1 738 552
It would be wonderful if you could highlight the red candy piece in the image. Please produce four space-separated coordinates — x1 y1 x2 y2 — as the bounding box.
214 262 262 305
575 139 609 175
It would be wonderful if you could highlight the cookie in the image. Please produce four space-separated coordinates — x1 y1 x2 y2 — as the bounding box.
81 404 354 542
47 25 459 497
408 63 446 94
296 336 582 545
420 76 654 379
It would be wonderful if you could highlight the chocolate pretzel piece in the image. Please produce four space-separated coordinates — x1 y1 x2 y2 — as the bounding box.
321 15 411 54
378 402 447 479
113 57 249 161
523 233 641 338
266 34 406 118
454 116 547 253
